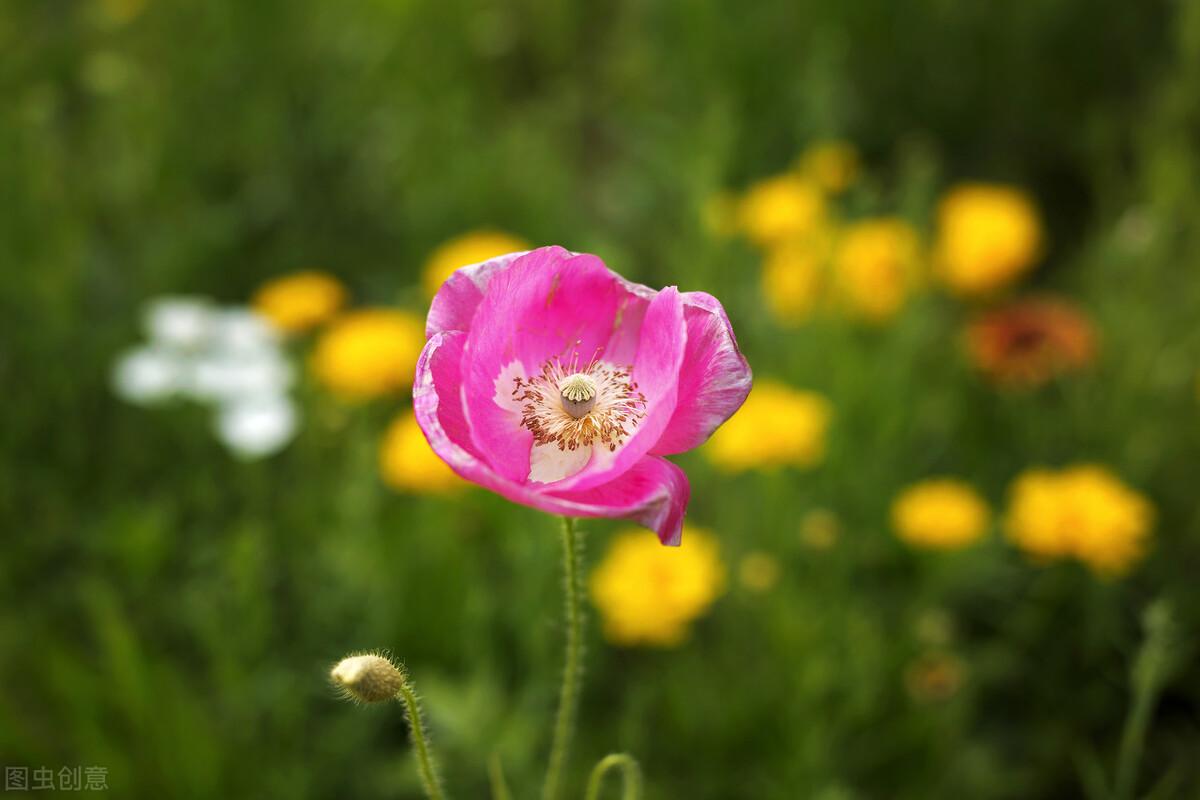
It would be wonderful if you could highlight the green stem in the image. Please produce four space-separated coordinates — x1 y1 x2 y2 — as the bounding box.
488 752 512 800
584 753 643 800
1112 600 1176 800
1113 687 1154 800
542 516 585 800
397 680 447 800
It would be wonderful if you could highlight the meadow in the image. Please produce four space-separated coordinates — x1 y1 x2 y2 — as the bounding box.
3 0 1200 798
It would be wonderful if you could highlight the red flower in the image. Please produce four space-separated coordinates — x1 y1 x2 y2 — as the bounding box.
966 296 1096 388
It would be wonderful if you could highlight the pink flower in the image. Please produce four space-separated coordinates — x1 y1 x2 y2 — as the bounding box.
414 246 752 545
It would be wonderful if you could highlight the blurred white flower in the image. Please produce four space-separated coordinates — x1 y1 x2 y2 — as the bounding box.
144 296 214 350
210 309 280 354
117 295 303 460
215 395 297 459
187 350 294 403
111 346 182 405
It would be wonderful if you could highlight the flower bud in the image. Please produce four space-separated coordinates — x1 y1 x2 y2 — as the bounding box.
330 653 406 704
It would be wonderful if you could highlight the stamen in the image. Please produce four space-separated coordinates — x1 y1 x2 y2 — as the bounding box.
512 355 647 453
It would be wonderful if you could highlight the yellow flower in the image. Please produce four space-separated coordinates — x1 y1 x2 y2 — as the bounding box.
761 239 826 325
738 551 781 593
934 183 1043 297
252 271 347 333
1005 465 1154 576
589 527 726 647
738 175 826 248
706 380 832 472
422 230 530 295
797 140 860 195
379 412 462 494
832 218 923 322
891 479 990 550
311 309 425 399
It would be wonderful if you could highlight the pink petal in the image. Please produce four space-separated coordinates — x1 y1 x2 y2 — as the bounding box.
415 330 690 544
651 291 753 455
413 330 486 467
549 456 691 546
426 250 528 338
461 247 640 483
545 286 686 492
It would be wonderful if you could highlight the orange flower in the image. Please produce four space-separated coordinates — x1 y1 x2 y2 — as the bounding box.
966 296 1096 388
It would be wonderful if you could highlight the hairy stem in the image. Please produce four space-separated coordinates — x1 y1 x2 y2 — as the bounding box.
542 516 585 800
584 753 643 800
397 680 447 800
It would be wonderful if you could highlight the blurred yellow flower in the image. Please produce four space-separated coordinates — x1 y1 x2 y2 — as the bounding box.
832 218 923 322
379 412 462 494
798 140 860 195
1005 465 1154 576
761 239 826 325
738 551 781 592
252 271 347 333
706 380 831 472
311 309 424 399
422 230 530 295
590 527 726 647
934 183 1043 297
738 175 826 248
891 478 990 550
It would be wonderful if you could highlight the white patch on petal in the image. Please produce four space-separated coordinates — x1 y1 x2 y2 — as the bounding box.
493 359 527 415
528 442 592 484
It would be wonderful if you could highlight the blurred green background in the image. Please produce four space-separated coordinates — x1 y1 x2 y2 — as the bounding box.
4 0 1200 798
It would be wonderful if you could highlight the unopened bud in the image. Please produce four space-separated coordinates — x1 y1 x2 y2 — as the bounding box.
330 653 406 704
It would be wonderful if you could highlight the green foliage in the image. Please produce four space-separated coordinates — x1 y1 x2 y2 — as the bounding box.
3 0 1200 798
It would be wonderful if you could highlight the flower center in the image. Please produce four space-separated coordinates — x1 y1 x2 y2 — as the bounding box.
558 373 597 419
512 356 647 452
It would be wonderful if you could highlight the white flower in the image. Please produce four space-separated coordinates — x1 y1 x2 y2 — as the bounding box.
111 346 182 405
214 395 297 459
144 296 215 350
187 350 294 403
119 296 303 459
210 309 280 354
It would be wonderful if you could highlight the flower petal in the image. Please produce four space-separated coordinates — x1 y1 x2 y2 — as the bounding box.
415 331 690 543
529 442 593 484
413 330 487 467
425 250 529 338
545 286 686 492
651 291 753 455
550 456 691 546
461 247 643 483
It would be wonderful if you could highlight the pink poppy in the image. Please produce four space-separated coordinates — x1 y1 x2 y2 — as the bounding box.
414 246 752 545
